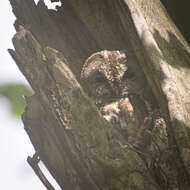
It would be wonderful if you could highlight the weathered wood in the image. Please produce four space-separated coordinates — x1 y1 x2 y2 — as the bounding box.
9 27 161 189
69 0 190 187
8 0 190 189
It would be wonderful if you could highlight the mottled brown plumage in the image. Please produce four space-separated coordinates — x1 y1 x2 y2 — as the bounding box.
81 50 153 147
81 50 127 83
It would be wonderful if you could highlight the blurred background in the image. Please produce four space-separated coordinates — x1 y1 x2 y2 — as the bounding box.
0 0 61 189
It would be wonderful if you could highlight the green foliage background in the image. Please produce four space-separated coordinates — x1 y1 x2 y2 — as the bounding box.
0 83 32 117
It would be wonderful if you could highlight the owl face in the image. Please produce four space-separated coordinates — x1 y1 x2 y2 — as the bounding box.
82 71 116 107
81 50 128 107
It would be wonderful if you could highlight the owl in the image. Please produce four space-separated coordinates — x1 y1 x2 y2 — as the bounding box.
81 50 127 106
81 50 152 147
100 97 137 143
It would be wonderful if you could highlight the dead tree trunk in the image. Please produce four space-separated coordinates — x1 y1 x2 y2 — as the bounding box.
8 0 190 189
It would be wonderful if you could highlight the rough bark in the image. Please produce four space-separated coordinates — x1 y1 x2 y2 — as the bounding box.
8 0 190 189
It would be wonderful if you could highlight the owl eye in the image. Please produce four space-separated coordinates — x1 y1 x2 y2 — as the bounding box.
94 73 107 83
123 70 135 80
95 76 105 83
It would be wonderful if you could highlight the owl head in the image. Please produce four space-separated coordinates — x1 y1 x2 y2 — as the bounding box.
81 50 128 107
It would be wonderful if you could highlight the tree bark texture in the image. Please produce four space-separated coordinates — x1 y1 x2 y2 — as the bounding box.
8 0 190 189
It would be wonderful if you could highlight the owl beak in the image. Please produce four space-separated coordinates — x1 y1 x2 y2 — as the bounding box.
115 86 120 97
110 82 121 98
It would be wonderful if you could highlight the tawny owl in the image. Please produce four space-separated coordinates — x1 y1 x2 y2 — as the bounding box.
81 50 127 106
81 50 152 147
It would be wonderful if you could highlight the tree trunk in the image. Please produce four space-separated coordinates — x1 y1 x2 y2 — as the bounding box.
8 0 190 189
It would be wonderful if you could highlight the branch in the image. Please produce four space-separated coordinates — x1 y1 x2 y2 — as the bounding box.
27 153 56 190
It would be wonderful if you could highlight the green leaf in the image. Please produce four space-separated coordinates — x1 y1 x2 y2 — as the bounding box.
0 83 32 117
